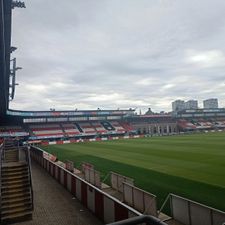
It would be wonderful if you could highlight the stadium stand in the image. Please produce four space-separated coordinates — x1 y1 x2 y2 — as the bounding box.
61 123 81 137
101 121 115 131
25 121 136 140
191 119 206 129
29 124 64 139
0 126 29 137
177 118 225 131
110 121 126 133
177 120 196 131
120 121 135 132
78 122 96 135
197 119 213 129
214 118 225 128
91 122 108 134
2 118 224 140
3 117 224 141
74 122 83 133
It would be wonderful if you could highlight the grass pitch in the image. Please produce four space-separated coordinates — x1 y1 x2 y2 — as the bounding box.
41 132 225 212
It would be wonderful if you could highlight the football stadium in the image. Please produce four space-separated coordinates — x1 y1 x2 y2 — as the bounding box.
0 1 225 225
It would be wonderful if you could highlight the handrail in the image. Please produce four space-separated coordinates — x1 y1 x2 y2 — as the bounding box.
25 146 34 210
107 215 168 225
158 193 171 216
2 138 5 161
17 139 20 161
0 141 4 221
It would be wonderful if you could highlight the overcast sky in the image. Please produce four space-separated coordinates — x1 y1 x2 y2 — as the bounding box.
10 0 225 113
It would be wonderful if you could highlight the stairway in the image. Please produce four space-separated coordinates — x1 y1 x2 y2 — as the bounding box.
4 139 18 163
1 162 33 224
4 149 18 163
60 123 68 138
101 121 115 131
75 123 83 133
0 139 33 224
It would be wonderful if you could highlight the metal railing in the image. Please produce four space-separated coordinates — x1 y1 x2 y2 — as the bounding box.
158 193 170 217
0 141 4 221
107 215 168 225
158 193 225 225
169 193 225 225
25 146 34 210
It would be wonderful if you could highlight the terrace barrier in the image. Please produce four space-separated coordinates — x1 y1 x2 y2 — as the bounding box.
123 182 157 217
65 160 74 172
111 171 134 193
30 146 142 224
170 194 225 225
107 215 168 225
159 193 225 225
84 167 101 189
81 162 94 173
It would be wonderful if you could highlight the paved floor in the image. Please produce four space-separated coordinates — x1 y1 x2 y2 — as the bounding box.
14 162 103 225
166 220 184 225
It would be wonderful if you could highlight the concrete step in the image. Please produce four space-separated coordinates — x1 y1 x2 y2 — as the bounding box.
4 150 17 153
2 177 29 186
4 155 18 161
4 154 17 157
2 166 28 173
4 152 18 156
2 171 28 178
2 168 28 176
4 157 18 160
1 191 31 201
1 210 32 224
4 154 18 161
2 174 29 182
4 146 17 149
4 152 17 154
2 182 30 193
1 205 32 218
4 145 15 148
4 159 18 163
5 146 18 153
2 187 30 195
4 153 18 157
2 170 28 178
2 195 31 206
5 150 18 154
2 200 32 210
2 162 27 167
2 181 30 189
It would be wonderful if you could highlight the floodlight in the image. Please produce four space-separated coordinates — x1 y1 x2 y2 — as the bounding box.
12 1 26 9
10 46 17 53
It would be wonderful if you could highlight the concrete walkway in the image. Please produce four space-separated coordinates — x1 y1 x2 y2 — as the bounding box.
14 162 103 225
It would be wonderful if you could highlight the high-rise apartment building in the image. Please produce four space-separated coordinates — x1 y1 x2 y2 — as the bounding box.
203 98 218 109
185 100 198 109
172 100 185 112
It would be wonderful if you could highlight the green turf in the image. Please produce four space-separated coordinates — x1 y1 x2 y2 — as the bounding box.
40 132 225 212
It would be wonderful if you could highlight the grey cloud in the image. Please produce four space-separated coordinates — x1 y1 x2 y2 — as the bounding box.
10 0 225 112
